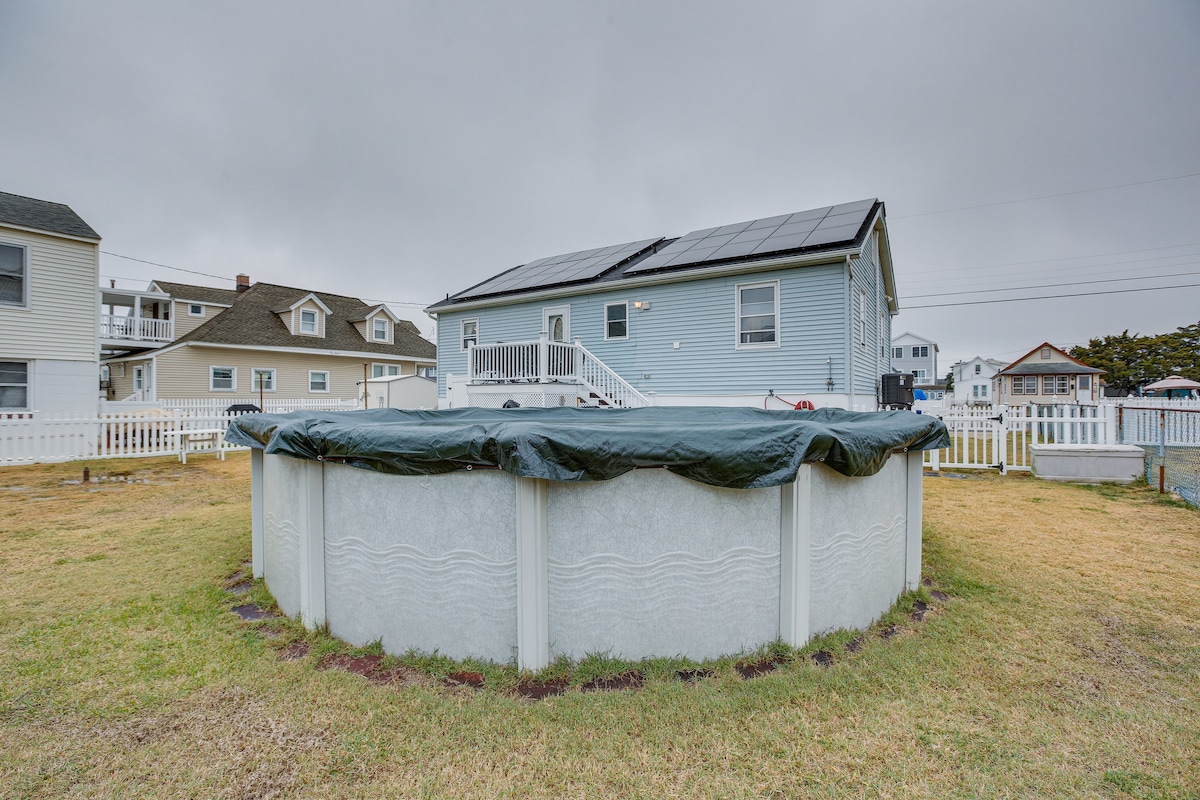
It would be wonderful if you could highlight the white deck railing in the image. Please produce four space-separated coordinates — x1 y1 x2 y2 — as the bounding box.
99 314 174 342
468 335 648 408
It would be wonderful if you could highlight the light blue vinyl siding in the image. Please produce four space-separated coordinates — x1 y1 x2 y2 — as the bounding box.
849 231 889 395
437 260 855 396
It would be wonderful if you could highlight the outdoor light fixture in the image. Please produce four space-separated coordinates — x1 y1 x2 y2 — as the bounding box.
826 356 835 391
633 300 651 311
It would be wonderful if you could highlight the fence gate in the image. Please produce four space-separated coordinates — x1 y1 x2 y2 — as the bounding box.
928 408 1011 473
925 404 1112 474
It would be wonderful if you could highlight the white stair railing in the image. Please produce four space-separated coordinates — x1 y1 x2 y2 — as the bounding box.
467 335 648 408
574 338 648 408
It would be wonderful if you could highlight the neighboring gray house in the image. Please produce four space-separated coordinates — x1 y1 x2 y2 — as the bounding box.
0 191 101 415
427 199 899 410
951 356 1006 405
890 332 938 386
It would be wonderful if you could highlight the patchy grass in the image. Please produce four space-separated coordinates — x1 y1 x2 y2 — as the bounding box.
1 455 1198 798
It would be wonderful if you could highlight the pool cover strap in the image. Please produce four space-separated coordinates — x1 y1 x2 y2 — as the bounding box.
225 406 950 489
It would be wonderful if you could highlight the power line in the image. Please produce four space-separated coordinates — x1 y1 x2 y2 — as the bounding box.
900 247 1200 289
891 170 1200 220
100 251 233 283
902 241 1200 279
905 265 1200 300
904 280 1200 310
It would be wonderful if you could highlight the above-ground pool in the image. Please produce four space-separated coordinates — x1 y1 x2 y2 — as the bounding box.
229 407 948 669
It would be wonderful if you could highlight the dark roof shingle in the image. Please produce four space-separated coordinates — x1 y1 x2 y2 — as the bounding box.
173 282 436 360
0 191 100 240
150 280 240 306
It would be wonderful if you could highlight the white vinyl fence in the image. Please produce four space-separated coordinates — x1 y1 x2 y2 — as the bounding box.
2 398 357 466
924 404 1116 474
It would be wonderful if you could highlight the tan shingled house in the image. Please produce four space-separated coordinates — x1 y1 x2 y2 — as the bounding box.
103 279 436 404
995 342 1104 404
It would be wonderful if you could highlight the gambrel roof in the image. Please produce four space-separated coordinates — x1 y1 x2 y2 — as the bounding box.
0 191 100 241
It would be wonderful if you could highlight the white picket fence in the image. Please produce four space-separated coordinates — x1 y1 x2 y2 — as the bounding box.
924 404 1116 474
2 393 371 466
101 397 360 414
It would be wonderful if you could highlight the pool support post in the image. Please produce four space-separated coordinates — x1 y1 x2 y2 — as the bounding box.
779 464 812 647
515 476 550 671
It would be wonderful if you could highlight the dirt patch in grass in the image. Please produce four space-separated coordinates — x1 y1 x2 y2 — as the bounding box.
231 603 274 621
514 676 570 700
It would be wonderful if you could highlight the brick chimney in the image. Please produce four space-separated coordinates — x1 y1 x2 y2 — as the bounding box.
236 274 250 293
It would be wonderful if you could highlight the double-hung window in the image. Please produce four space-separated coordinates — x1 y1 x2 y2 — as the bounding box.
912 345 929 359
605 302 628 340
1043 375 1069 394
0 242 28 307
892 347 903 359
461 319 478 350
210 366 236 391
0 361 29 409
1012 376 1037 394
309 371 329 392
736 281 779 347
299 309 318 334
371 363 401 378
252 368 276 392
373 318 389 341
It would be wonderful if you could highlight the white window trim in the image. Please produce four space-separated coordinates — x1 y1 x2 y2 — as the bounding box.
461 318 478 351
0 240 30 309
188 303 205 317
299 308 319 335
251 367 277 393
0 359 30 410
308 370 330 393
210 366 237 392
372 317 389 341
133 366 145 391
371 363 402 378
543 305 571 343
604 301 629 341
735 280 781 350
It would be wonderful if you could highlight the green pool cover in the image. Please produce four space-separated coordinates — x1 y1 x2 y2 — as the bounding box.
225 406 949 489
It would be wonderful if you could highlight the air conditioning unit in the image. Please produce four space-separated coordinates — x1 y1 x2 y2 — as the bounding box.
880 372 915 409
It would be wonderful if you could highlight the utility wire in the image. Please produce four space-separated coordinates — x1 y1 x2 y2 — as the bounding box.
905 265 1200 300
100 251 233 283
905 281 1200 310
902 241 1200 279
892 171 1200 220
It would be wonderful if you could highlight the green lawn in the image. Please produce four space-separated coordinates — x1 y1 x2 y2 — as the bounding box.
1 455 1197 798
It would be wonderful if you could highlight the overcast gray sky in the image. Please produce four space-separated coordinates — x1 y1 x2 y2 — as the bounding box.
2 1 1197 372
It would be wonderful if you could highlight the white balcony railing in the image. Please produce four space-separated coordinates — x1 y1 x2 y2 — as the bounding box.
100 314 174 343
468 335 648 408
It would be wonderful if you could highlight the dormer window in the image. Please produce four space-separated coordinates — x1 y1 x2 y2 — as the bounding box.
373 318 389 341
188 303 204 317
300 309 318 334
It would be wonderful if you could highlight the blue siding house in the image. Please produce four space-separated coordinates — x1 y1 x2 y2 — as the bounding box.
426 199 898 410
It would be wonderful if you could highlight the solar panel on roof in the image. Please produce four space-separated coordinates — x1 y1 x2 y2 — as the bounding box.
453 237 663 301
623 199 876 277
